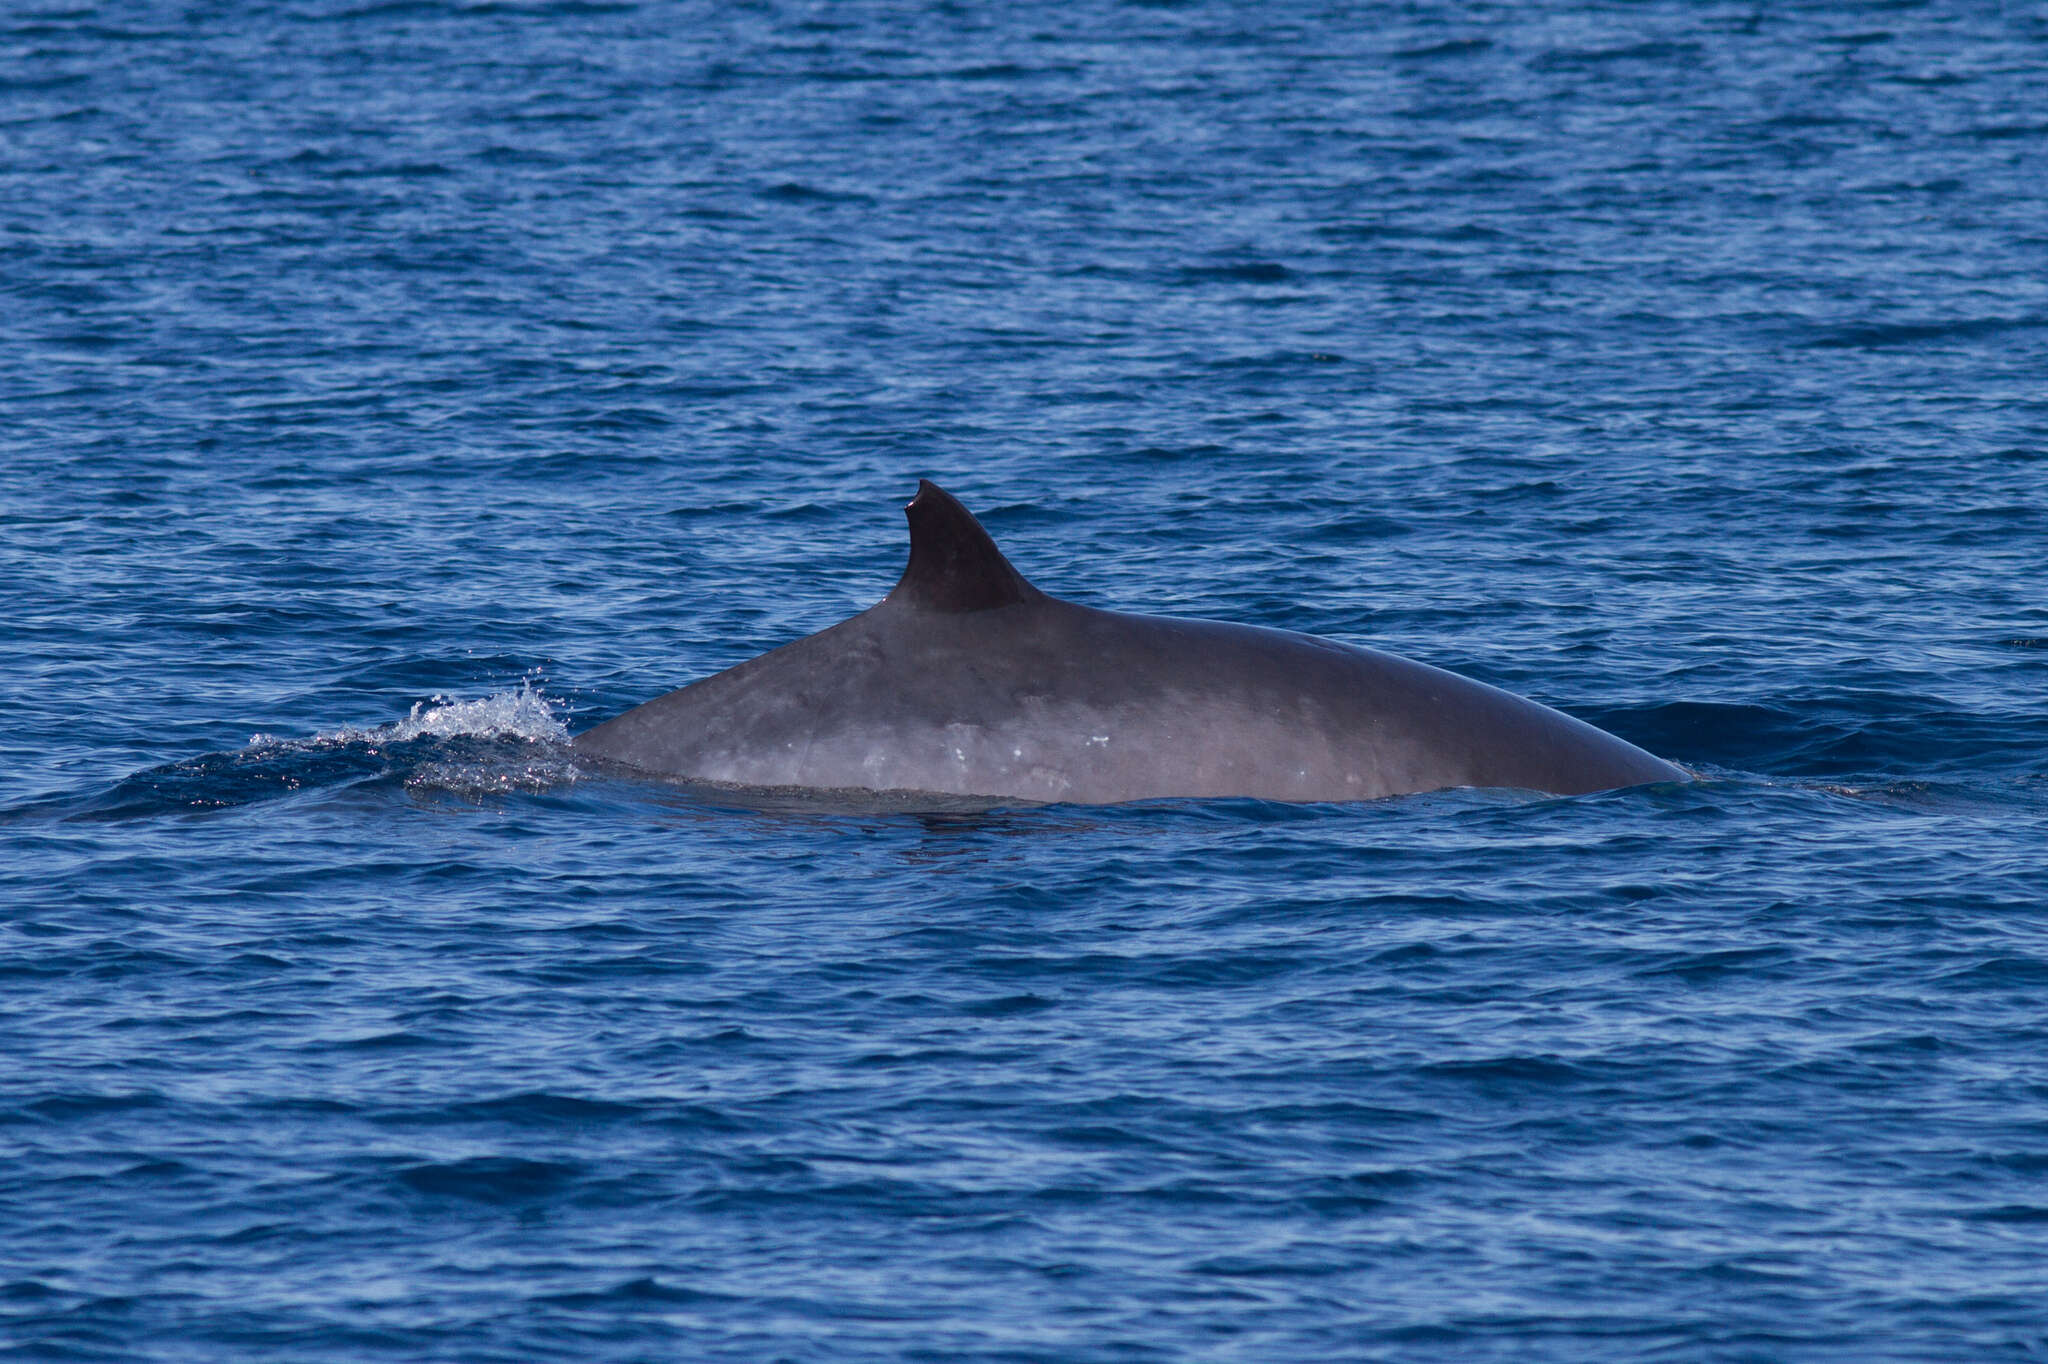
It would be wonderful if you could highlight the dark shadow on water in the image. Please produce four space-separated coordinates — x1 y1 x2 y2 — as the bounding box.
0 735 578 825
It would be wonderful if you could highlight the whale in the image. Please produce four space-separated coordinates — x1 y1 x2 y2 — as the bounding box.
573 481 1686 805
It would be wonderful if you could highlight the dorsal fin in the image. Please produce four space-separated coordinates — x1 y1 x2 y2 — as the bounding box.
887 480 1041 612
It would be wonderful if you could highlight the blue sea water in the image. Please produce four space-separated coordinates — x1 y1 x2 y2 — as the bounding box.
4 0 2047 1358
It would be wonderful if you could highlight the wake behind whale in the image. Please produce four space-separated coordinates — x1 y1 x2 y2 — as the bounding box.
574 483 1685 805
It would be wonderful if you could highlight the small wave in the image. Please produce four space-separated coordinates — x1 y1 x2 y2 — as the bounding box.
1802 315 2042 349
395 1156 584 1203
1393 38 1493 60
1178 261 1293 285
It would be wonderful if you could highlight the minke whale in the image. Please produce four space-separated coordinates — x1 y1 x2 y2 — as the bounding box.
574 482 1686 805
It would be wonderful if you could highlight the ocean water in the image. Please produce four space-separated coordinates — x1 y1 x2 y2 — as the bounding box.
4 0 2047 1358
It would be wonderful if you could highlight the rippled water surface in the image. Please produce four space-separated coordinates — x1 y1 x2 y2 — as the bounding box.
5 1 2047 1359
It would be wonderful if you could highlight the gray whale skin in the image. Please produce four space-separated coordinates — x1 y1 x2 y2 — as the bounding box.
574 482 1686 805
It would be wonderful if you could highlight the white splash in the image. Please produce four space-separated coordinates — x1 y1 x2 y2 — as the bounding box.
250 680 571 751
383 682 570 744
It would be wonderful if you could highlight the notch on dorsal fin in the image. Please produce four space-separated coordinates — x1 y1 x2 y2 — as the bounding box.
887 480 1041 612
